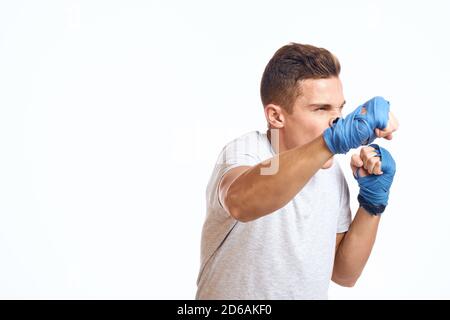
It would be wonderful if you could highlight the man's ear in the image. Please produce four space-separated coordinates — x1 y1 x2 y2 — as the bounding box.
264 104 285 129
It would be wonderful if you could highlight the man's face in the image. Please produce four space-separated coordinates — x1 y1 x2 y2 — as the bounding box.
284 76 345 169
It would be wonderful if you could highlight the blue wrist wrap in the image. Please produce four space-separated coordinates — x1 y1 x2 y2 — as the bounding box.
323 96 390 154
354 144 396 215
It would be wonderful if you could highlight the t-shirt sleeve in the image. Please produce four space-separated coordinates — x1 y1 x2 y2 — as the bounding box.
213 133 262 211
336 167 352 233
217 132 262 176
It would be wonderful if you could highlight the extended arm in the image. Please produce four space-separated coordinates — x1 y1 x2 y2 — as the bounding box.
222 135 332 222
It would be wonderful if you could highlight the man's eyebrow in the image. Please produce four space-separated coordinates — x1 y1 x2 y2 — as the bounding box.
307 100 346 108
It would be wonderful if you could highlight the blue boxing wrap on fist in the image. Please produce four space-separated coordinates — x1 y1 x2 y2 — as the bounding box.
354 144 396 215
323 96 390 154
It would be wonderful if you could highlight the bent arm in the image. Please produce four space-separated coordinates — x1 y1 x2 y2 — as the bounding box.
332 207 381 287
222 135 332 222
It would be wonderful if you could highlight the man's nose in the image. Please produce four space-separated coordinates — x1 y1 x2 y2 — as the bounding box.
328 108 342 127
328 116 339 127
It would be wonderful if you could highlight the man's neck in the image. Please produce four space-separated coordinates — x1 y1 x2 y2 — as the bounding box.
266 128 286 154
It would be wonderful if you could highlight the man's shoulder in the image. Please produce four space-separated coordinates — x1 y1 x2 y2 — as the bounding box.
221 130 267 155
224 130 263 147
212 130 269 169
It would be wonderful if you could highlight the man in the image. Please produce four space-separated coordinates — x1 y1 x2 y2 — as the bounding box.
196 43 399 299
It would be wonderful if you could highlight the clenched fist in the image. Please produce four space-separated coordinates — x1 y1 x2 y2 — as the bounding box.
350 144 396 215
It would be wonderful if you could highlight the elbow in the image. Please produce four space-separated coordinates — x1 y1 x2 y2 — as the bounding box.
331 274 359 288
335 279 357 288
227 204 252 223
225 192 253 223
227 204 242 222
224 192 250 222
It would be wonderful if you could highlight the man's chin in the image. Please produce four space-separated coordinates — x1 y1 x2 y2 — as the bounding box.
321 157 334 169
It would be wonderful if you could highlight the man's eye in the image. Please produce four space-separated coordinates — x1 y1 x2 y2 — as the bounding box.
315 107 327 111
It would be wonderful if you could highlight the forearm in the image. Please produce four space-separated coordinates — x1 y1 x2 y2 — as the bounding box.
332 207 381 286
226 135 332 222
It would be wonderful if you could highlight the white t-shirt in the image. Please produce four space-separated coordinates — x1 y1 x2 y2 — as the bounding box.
196 130 352 299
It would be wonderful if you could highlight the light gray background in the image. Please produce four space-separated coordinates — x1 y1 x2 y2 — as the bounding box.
0 0 449 299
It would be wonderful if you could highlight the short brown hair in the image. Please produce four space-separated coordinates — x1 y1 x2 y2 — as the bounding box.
260 42 341 113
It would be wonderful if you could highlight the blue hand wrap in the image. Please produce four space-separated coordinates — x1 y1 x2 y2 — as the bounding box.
354 144 396 215
323 96 390 154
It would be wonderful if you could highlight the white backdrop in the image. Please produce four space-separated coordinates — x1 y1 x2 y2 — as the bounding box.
1 0 449 299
